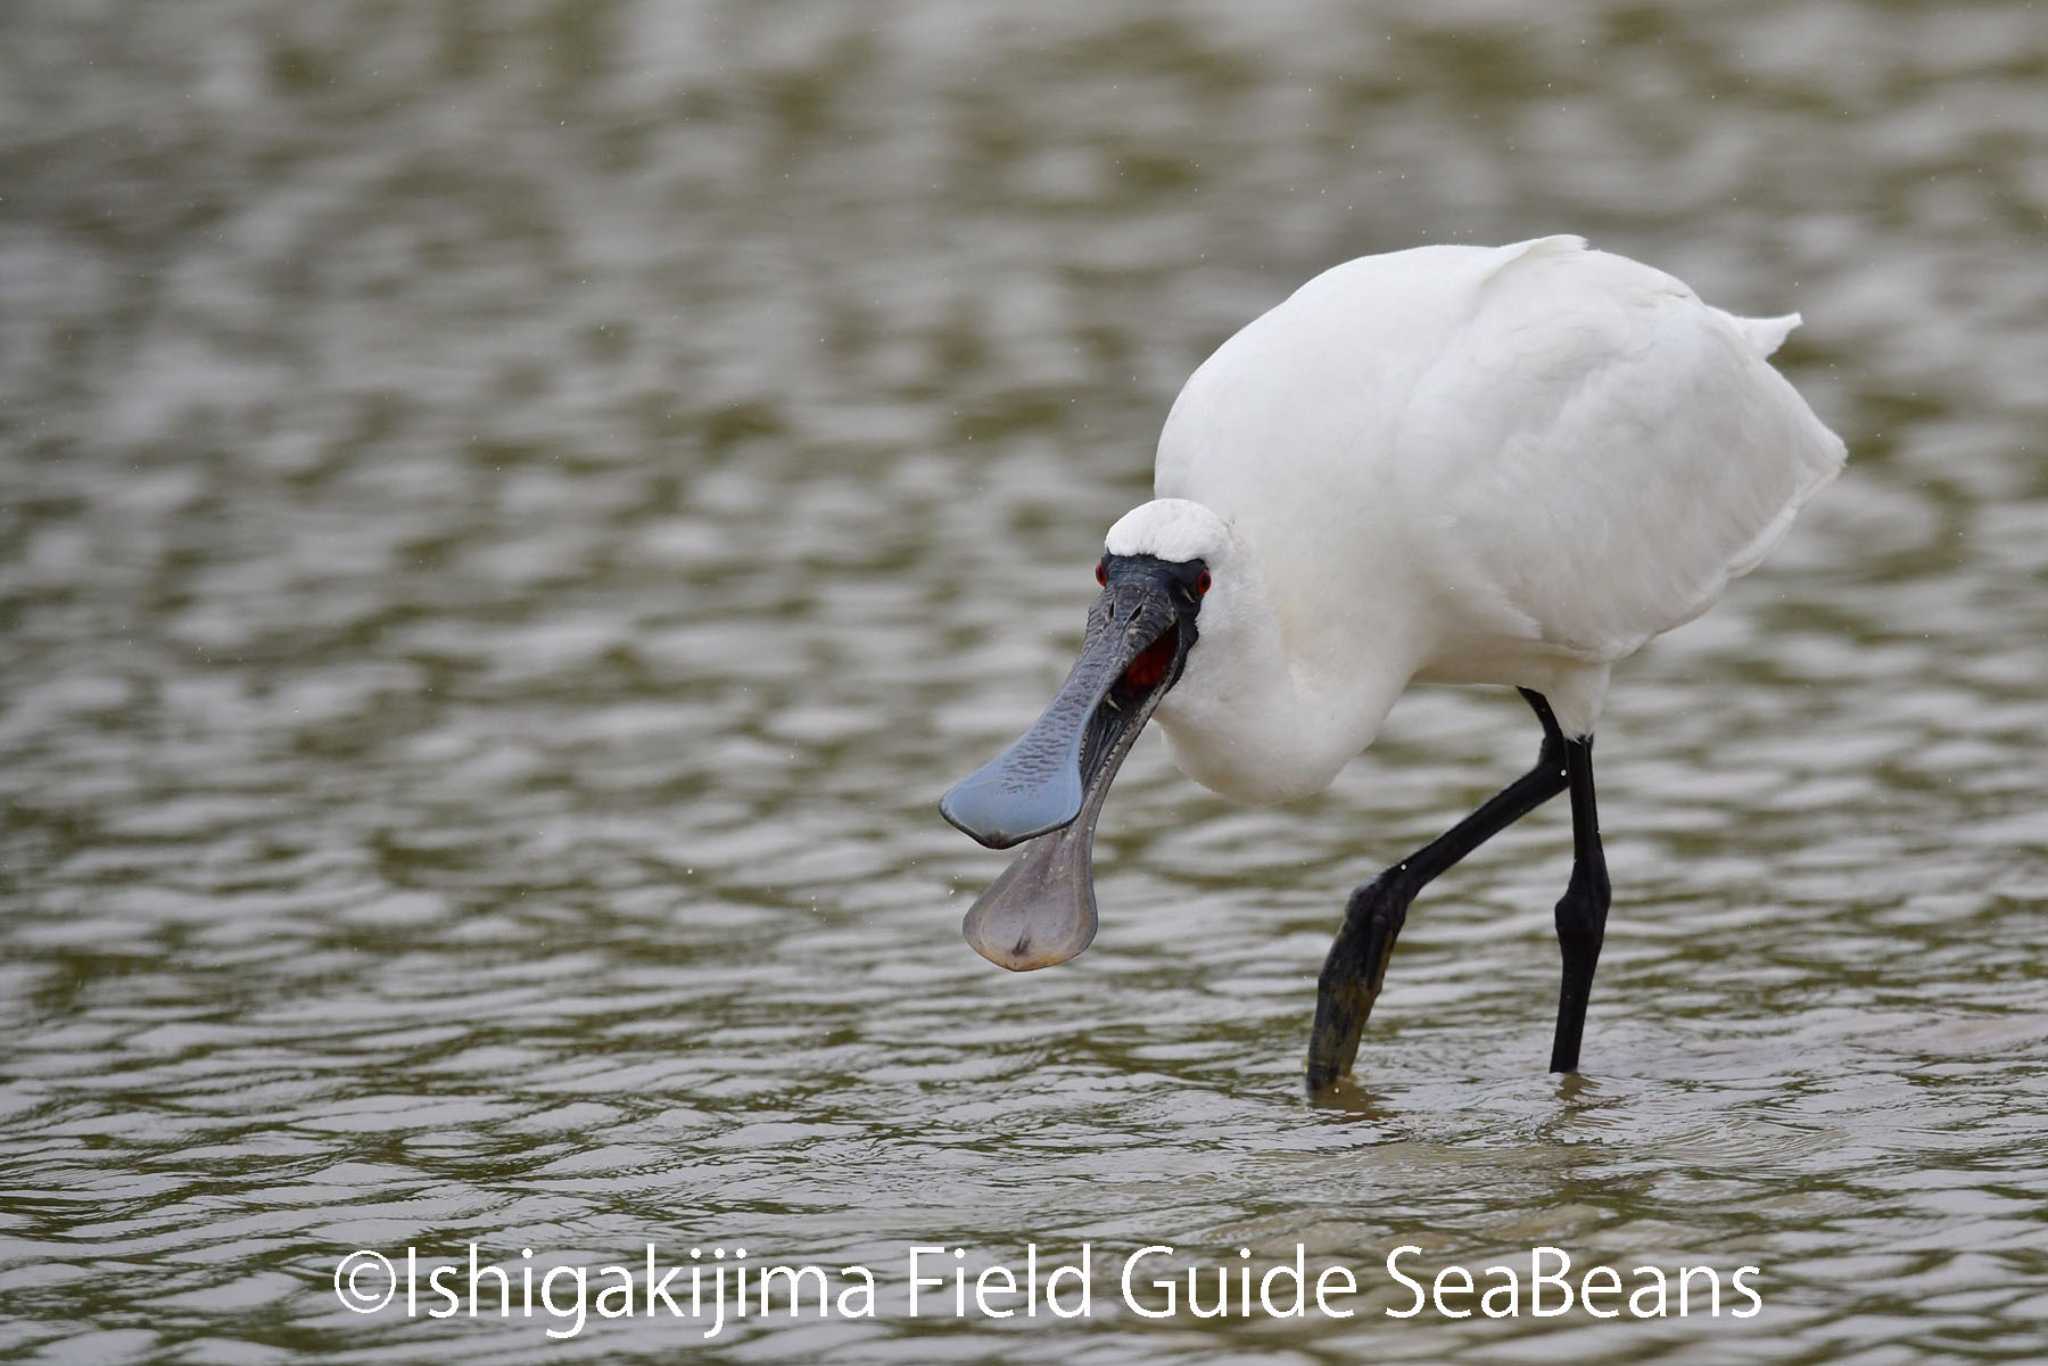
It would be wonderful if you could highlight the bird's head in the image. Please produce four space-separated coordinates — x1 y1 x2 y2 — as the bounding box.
939 499 1234 971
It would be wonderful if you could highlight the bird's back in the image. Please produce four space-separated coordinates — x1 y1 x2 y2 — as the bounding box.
1155 236 1845 688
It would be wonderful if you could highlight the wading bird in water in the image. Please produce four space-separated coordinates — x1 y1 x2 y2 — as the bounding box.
939 236 1844 1093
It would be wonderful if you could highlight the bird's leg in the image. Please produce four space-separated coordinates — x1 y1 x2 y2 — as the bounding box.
1547 734 1610 1073
1306 689 1570 1093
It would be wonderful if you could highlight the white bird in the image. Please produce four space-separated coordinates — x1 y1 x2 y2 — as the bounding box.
940 235 1845 1092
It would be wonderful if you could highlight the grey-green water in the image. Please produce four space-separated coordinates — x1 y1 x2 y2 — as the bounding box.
3 1 2045 1361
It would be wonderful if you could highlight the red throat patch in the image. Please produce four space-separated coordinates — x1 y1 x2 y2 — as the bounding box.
1120 629 1177 691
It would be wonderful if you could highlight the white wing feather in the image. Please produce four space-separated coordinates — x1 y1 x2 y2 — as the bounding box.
1141 236 1843 782
1396 239 1845 660
1154 233 1845 741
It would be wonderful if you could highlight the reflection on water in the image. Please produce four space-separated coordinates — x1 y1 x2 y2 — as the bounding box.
2 0 2045 1359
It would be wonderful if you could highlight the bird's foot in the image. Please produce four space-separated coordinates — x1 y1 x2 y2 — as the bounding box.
1304 873 1411 1096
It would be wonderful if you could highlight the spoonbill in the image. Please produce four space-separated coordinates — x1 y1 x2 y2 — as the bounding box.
940 235 1844 1092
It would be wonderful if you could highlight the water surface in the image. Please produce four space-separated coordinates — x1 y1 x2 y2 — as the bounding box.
2 1 2045 1360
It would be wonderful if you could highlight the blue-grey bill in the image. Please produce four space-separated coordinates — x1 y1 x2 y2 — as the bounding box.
960 804 1101 971
937 630 1131 850
956 632 1176 971
943 566 1190 970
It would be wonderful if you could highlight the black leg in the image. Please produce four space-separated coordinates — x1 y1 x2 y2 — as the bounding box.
1547 733 1610 1073
1306 689 1570 1092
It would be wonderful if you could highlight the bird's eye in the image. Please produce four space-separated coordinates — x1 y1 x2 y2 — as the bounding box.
1095 559 1108 586
1195 570 1212 596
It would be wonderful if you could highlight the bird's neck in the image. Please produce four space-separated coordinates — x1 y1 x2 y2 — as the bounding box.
1154 555 1412 805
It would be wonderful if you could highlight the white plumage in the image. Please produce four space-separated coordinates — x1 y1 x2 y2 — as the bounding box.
1114 234 1845 805
942 236 1842 1078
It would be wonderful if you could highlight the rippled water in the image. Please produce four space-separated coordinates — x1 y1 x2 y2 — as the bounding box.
3 1 2045 1360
